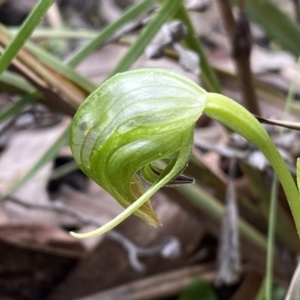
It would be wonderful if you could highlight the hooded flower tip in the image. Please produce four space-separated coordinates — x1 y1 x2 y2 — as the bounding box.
70 68 206 237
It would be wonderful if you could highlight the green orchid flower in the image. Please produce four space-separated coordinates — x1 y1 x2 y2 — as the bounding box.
70 68 300 239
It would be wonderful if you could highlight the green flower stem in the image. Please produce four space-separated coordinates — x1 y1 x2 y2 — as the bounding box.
0 0 55 75
204 93 300 237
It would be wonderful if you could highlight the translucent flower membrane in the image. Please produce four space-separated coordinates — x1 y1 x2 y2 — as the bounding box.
70 68 300 240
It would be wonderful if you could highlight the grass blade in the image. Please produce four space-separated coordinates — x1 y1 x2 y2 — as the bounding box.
26 40 96 93
174 6 222 93
0 123 70 200
0 71 35 94
109 0 183 77
0 0 55 74
265 177 278 300
265 58 300 300
176 184 267 250
244 0 300 56
0 92 39 123
66 0 156 68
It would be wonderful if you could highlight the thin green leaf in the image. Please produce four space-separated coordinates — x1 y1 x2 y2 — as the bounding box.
0 92 39 123
240 164 299 253
8 27 99 39
0 25 96 94
273 287 286 300
0 0 55 75
176 184 267 250
65 0 156 68
0 71 35 94
243 0 300 56
109 0 183 77
21 40 97 93
0 124 70 200
266 177 278 300
48 160 78 181
266 57 300 300
255 278 266 300
174 6 222 93
178 278 217 300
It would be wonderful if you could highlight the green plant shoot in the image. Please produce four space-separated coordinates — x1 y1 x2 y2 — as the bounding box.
70 68 300 239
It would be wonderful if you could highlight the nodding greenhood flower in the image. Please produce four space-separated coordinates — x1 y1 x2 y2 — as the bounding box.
70 68 300 240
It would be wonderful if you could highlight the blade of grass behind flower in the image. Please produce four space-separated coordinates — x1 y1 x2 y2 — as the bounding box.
174 6 222 93
0 71 35 94
176 184 267 250
65 0 156 68
265 58 300 300
240 164 300 253
109 0 183 77
0 1 161 200
0 0 56 75
236 0 300 56
0 26 96 94
0 92 39 123
0 122 70 200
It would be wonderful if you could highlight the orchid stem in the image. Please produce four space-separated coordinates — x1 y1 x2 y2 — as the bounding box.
204 93 300 237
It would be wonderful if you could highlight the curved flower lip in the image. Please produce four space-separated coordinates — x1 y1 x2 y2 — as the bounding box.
70 68 207 238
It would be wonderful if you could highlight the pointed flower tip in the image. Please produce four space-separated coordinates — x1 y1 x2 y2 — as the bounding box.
69 231 79 238
69 212 162 240
149 218 162 228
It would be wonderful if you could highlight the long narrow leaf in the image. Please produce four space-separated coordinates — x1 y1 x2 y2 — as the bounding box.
242 0 300 56
66 0 156 68
109 0 183 77
266 56 300 300
0 26 96 94
26 40 96 93
0 92 39 123
174 6 222 93
0 0 55 74
8 27 99 39
176 184 267 250
0 71 35 94
0 123 70 200
266 177 278 300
